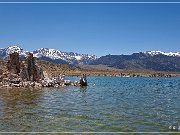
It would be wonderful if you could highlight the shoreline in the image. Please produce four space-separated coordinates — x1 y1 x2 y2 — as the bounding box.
63 71 180 78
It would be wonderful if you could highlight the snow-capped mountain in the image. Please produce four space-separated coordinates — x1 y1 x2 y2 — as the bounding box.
0 46 29 59
144 51 180 57
0 46 97 65
32 48 97 64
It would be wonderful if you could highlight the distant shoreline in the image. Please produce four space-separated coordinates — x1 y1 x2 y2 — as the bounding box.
65 71 180 78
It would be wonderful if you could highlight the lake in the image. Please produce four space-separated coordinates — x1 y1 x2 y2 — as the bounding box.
0 76 179 132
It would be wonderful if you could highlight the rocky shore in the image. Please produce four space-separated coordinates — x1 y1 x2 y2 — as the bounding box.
0 52 81 88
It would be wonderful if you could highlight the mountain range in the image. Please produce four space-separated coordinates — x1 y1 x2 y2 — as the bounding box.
0 46 97 65
0 46 180 72
90 52 180 72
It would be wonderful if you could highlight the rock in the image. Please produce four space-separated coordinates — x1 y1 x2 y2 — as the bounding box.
22 81 30 88
9 79 21 84
2 71 9 78
27 53 44 82
7 52 21 74
35 66 44 82
41 78 53 87
60 83 65 87
20 62 29 81
64 80 71 86
30 82 35 87
54 84 59 87
52 75 65 84
0 82 3 86
26 53 35 81
19 53 44 82
8 73 19 80
0 68 3 75
26 53 43 82
79 75 88 86
0 75 2 82
2 78 9 83
11 83 20 87
3 84 10 87
74 81 80 86
34 82 42 88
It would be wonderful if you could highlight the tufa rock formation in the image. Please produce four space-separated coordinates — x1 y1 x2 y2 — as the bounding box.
22 53 44 82
20 61 29 81
6 52 44 83
7 52 21 74
27 53 36 81
0 52 80 88
0 68 2 75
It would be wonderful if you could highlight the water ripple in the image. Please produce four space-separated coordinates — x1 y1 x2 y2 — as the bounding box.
0 76 179 132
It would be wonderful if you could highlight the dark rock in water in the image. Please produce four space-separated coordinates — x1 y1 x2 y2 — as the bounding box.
7 52 21 74
64 80 71 86
79 75 87 86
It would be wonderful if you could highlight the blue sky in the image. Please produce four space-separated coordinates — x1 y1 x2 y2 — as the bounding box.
0 2 180 57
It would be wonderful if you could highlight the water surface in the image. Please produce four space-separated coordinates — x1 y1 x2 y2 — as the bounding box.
0 76 179 132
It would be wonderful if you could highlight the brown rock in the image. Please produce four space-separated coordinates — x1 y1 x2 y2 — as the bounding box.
0 68 3 75
25 53 44 82
20 62 29 81
0 75 2 82
7 52 21 74
26 53 35 81
34 66 44 82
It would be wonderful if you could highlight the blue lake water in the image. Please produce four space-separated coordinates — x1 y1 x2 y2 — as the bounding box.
0 76 179 132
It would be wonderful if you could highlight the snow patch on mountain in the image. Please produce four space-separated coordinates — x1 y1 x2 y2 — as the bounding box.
32 48 97 64
144 51 180 57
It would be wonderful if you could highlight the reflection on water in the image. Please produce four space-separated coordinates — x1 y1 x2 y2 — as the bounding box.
79 86 88 92
0 77 179 132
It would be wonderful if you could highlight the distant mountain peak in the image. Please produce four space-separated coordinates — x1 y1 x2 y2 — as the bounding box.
0 45 28 59
6 45 23 53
